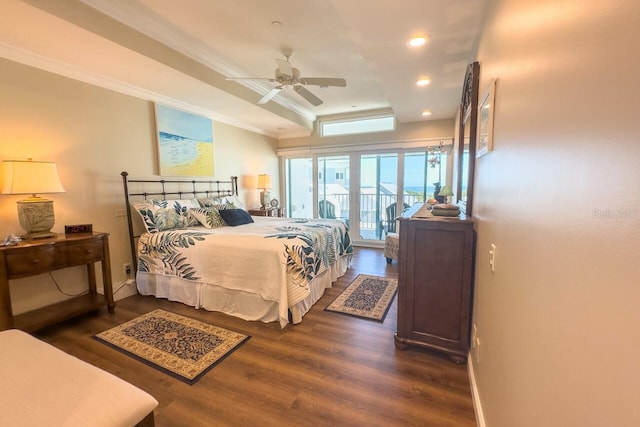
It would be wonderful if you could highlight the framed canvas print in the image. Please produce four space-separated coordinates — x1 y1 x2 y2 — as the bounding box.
155 104 214 176
476 79 496 158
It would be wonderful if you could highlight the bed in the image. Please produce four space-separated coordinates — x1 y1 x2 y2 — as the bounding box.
121 172 353 328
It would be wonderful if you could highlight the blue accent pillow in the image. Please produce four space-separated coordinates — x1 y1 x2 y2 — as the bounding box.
219 208 254 226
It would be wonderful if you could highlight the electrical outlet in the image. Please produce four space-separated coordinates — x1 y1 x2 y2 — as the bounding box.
123 263 132 276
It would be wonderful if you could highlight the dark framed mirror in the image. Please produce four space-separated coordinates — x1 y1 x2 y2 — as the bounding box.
456 62 480 216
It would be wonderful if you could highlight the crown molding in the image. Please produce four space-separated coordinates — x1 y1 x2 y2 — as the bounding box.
0 41 275 138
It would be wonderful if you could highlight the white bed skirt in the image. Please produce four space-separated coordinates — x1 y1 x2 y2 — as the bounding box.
136 255 351 328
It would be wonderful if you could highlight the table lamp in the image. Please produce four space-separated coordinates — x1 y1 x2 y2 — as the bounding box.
257 174 272 209
438 185 454 204
1 159 65 239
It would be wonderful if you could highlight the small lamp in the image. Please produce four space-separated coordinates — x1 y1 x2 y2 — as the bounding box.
438 185 454 204
257 174 272 209
1 159 65 239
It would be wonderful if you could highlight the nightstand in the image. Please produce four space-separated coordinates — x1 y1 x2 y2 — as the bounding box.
0 232 115 332
248 208 284 217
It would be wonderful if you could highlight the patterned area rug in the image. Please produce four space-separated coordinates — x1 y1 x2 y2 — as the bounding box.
93 309 250 384
325 274 398 322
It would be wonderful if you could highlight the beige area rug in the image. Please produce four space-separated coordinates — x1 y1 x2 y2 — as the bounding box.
94 309 250 384
325 274 398 322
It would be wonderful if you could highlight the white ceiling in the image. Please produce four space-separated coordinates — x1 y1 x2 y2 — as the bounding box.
1 0 488 139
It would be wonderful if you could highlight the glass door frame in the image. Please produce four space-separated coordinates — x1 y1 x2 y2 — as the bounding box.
279 141 453 247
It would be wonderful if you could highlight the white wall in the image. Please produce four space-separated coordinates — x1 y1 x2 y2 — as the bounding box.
0 58 278 313
470 1 640 426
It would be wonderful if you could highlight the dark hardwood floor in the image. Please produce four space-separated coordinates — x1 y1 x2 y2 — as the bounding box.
34 247 477 427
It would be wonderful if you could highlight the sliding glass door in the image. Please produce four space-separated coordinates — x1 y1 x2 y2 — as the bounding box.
403 150 448 205
282 141 452 244
317 155 350 223
359 153 398 240
285 157 313 218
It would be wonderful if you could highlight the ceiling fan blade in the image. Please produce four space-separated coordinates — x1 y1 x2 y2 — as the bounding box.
275 59 293 78
294 85 323 106
257 87 282 104
299 77 347 87
226 77 276 82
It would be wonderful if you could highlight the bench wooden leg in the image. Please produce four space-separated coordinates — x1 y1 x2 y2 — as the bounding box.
136 411 155 427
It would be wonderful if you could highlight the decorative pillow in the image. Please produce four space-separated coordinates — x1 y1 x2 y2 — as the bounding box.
223 194 245 210
219 208 254 226
198 197 229 208
198 195 245 210
189 207 226 229
131 198 200 233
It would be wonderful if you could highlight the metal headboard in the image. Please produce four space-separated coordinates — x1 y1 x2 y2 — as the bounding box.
121 171 239 271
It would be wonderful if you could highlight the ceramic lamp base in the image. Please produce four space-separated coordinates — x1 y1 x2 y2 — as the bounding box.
22 231 57 240
17 198 56 239
260 190 271 209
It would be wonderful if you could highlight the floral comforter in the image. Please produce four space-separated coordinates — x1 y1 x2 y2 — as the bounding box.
136 217 353 324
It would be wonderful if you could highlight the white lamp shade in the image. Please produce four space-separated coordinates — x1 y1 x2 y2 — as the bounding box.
257 174 272 190
1 160 65 195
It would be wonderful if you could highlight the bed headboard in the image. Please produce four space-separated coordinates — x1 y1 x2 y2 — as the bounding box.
121 171 238 271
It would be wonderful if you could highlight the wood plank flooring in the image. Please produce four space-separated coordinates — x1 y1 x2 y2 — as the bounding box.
34 247 477 427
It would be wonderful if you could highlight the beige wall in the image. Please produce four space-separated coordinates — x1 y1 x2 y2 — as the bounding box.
470 1 640 426
0 58 278 313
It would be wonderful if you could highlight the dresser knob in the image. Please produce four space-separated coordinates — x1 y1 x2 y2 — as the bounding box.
32 258 40 264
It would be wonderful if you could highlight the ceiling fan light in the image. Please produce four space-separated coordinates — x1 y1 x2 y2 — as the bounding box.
409 36 428 47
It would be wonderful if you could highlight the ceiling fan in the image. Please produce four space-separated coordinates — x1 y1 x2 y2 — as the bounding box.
226 53 347 106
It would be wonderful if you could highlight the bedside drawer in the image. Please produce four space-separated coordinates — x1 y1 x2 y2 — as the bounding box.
66 239 104 265
0 232 115 332
5 246 64 277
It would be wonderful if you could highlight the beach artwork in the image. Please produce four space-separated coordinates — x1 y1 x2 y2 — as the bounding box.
155 104 214 176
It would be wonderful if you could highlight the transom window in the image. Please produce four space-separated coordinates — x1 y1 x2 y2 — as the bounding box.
320 115 395 137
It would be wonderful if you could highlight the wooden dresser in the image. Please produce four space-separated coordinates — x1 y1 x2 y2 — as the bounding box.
394 210 475 363
0 232 115 332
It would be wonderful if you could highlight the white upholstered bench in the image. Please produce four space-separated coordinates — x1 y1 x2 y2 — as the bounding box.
0 329 158 427
384 232 399 264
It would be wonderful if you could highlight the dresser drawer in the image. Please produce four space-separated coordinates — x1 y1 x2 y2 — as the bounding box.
66 239 104 265
5 246 64 276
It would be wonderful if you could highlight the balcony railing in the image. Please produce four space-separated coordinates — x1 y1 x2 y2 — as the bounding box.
319 192 425 240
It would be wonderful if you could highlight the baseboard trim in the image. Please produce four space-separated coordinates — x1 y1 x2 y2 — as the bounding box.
468 354 486 427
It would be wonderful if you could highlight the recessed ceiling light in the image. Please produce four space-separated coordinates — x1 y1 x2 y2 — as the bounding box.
409 36 428 47
416 78 431 87
421 110 432 117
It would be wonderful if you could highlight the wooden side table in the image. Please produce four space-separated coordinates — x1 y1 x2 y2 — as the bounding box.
248 207 284 217
0 232 115 332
